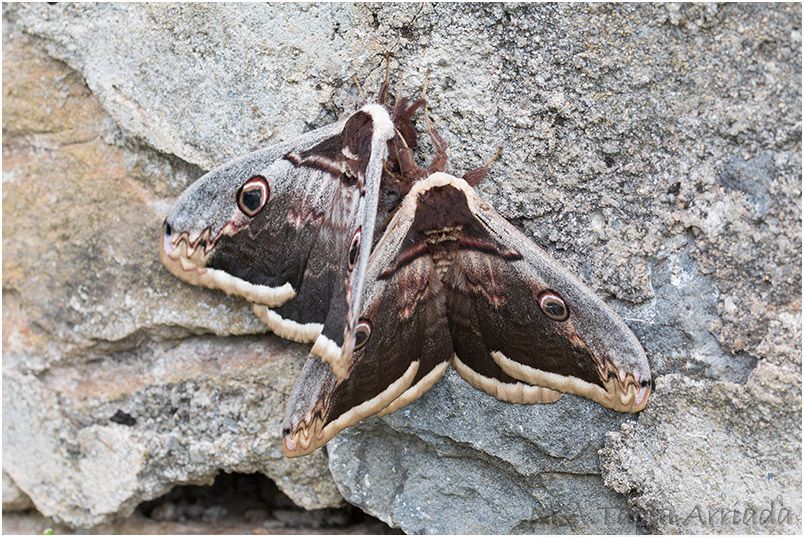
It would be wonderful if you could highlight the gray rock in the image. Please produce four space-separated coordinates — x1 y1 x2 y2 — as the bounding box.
3 2 377 171
2 337 344 527
718 152 776 219
2 2 800 534
3 471 34 512
600 363 801 534
328 369 640 534
2 19 342 528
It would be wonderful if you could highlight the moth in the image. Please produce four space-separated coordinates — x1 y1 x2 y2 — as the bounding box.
282 171 653 457
159 75 652 459
161 84 441 378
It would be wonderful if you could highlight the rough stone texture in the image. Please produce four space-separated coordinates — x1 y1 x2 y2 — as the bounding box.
3 472 396 535
2 17 341 528
328 369 640 534
600 362 801 534
3 2 801 534
3 471 33 512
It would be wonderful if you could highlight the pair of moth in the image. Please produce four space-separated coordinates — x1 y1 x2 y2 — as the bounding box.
160 77 652 458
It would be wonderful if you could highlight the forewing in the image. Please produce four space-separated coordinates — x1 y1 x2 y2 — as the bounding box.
446 184 652 412
308 104 397 379
161 120 347 309
164 104 400 348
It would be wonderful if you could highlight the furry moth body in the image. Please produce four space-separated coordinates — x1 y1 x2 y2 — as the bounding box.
282 173 652 457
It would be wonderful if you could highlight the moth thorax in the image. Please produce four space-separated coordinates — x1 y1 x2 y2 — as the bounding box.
423 225 463 245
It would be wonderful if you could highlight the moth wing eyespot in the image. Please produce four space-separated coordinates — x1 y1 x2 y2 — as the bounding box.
241 189 262 212
347 227 361 270
236 175 270 217
354 319 372 351
537 290 570 321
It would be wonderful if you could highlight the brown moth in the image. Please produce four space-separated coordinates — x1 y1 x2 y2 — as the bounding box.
282 172 652 457
158 72 652 459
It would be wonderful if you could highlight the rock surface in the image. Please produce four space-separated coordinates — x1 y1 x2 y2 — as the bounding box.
2 14 342 528
600 362 801 534
2 471 33 512
328 369 640 534
3 2 801 534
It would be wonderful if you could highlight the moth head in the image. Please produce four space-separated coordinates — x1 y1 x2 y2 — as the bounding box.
160 148 297 307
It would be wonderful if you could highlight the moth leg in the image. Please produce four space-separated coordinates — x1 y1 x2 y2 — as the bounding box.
392 97 426 150
352 74 368 105
384 51 391 87
376 81 389 106
375 51 393 105
424 108 449 174
392 127 425 180
386 97 428 187
462 146 503 187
